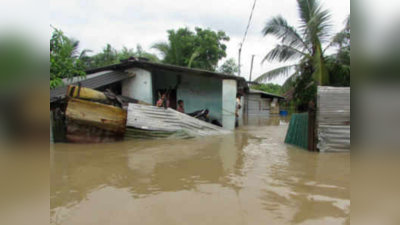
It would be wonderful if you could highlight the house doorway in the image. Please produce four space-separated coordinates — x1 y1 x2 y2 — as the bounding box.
157 89 177 110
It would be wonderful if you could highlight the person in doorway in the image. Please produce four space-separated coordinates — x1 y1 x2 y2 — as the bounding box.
177 100 185 113
156 93 170 108
235 95 242 128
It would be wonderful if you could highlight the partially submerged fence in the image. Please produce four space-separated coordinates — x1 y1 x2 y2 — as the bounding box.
317 87 350 152
285 113 309 149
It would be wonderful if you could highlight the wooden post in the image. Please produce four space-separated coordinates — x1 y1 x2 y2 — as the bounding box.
308 111 317 151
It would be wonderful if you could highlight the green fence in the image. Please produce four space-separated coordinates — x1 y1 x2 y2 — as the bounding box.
285 113 309 149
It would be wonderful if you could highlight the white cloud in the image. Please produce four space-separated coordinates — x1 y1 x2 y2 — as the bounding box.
50 0 351 85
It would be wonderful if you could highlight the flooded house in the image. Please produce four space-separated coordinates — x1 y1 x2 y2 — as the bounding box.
50 58 248 142
244 89 285 117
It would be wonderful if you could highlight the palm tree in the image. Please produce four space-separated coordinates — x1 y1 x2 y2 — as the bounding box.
325 15 350 86
255 0 332 86
50 26 90 88
90 44 119 68
133 44 160 63
152 28 200 68
152 29 186 66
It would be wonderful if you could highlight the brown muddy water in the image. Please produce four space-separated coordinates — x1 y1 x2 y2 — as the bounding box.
50 116 350 225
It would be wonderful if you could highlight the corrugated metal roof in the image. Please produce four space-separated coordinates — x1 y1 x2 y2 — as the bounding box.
126 103 231 138
62 70 113 86
136 61 245 81
85 58 248 88
50 70 132 103
249 89 285 99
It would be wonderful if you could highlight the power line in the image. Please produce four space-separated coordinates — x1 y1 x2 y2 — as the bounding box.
238 0 257 77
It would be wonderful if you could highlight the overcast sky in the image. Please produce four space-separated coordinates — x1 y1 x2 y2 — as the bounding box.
47 0 350 85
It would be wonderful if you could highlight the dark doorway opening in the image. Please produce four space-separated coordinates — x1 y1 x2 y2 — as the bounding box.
156 89 177 109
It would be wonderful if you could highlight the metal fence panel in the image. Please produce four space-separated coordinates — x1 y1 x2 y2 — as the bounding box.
317 87 350 152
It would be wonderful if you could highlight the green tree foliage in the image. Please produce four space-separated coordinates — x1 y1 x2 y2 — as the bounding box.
118 46 135 60
89 44 160 69
255 0 334 86
254 1 350 111
121 44 160 63
326 15 350 87
90 44 119 68
326 54 350 86
218 58 239 75
251 83 282 95
292 65 317 111
68 43 160 71
50 26 87 89
49 28 161 89
152 27 229 71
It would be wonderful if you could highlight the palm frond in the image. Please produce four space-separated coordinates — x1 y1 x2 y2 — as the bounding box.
323 32 346 52
188 51 200 68
141 53 161 63
262 15 310 52
345 14 350 30
262 44 310 63
324 14 350 53
298 0 332 44
151 42 170 58
254 64 297 83
169 32 183 65
68 38 81 58
79 49 92 58
282 72 300 92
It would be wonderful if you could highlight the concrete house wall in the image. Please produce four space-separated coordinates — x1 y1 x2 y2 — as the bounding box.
222 80 237 130
178 76 223 122
122 68 153 104
152 71 223 123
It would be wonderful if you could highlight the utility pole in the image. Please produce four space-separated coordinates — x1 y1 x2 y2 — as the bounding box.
249 55 255 81
238 44 242 77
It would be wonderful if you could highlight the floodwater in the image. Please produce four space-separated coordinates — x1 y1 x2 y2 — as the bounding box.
50 116 350 225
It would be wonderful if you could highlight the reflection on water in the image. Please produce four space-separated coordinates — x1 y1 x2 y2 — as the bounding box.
50 116 350 225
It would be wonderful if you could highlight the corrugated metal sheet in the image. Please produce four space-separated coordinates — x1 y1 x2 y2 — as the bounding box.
50 70 132 103
248 89 285 99
126 103 231 138
246 92 272 116
285 113 309 149
247 95 271 116
317 86 350 152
